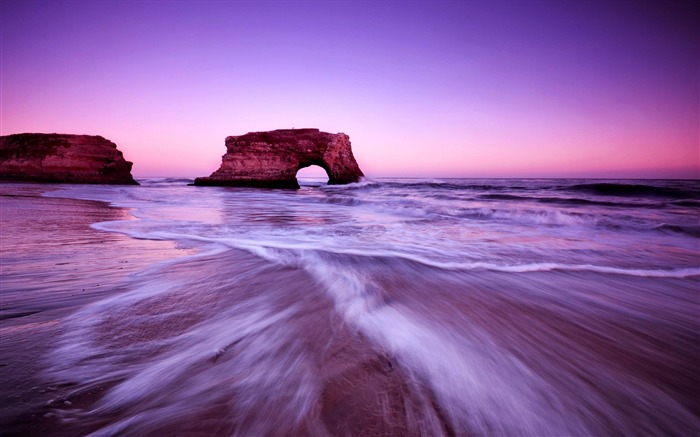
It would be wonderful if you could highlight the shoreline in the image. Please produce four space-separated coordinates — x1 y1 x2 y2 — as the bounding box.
0 183 190 434
1 180 697 436
0 183 455 437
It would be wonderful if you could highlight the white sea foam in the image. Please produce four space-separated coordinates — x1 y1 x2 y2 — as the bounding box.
99 228 700 279
47 266 321 436
33 178 700 436
299 252 589 435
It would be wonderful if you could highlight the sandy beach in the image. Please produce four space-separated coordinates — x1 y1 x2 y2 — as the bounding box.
0 184 188 435
0 184 440 436
1 179 698 436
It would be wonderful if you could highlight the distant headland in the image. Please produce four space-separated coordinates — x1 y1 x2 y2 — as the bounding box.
194 129 364 189
0 133 138 185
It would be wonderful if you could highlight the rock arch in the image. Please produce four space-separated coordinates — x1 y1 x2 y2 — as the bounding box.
194 129 364 189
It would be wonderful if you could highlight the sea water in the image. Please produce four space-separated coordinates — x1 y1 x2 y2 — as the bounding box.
13 178 700 435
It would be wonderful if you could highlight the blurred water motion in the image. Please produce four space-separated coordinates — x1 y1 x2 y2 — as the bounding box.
1 178 698 436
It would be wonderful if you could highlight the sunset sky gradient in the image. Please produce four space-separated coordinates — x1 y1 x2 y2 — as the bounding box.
1 1 698 178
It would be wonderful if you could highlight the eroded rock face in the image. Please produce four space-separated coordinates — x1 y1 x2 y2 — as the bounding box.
194 129 364 188
0 133 138 185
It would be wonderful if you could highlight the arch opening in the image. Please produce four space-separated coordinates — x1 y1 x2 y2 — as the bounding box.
296 164 330 187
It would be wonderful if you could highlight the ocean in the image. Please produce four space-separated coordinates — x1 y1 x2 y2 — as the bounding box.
1 178 698 436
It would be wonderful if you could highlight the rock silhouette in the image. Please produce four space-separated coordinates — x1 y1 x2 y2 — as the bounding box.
194 129 363 188
0 133 138 185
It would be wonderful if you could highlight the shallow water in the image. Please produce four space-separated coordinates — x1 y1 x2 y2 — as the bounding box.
3 178 699 436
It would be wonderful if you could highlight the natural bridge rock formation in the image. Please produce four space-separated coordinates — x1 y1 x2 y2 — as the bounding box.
0 133 138 185
194 129 364 189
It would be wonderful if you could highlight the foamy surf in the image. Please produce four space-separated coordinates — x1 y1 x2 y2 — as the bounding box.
85 226 700 279
5 178 696 436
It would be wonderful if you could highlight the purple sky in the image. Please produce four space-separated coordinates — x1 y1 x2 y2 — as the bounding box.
1 1 698 178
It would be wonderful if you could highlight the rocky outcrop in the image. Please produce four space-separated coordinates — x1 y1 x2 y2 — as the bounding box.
194 129 364 188
0 133 138 185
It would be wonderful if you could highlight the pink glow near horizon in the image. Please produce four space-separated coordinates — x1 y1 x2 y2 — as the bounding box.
1 1 698 179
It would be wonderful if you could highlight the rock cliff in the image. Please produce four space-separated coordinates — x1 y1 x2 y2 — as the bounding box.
194 129 364 189
0 133 138 185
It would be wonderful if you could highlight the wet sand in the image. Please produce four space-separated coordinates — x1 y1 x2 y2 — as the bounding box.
12 249 449 436
2 181 697 436
0 184 441 437
0 184 189 435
